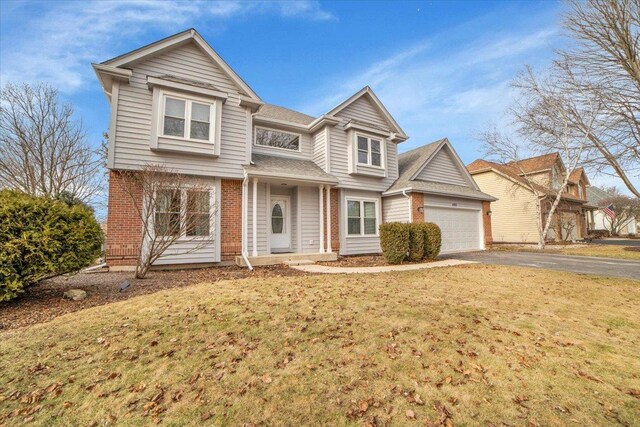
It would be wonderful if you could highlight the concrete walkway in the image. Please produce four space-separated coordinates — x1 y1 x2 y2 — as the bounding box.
291 259 476 274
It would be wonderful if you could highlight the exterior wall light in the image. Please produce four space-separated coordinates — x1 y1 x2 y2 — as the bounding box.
416 206 424 213
487 210 492 216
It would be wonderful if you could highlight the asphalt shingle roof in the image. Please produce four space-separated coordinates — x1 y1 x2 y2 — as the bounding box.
255 104 316 125
386 139 496 201
244 154 338 183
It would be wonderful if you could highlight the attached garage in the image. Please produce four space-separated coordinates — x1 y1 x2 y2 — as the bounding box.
424 195 483 253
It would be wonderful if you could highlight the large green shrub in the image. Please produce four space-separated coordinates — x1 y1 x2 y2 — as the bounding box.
424 222 442 259
379 222 410 264
0 190 103 301
407 223 426 262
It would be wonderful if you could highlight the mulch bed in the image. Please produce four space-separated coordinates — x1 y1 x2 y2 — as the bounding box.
0 265 308 331
317 255 435 267
624 246 640 252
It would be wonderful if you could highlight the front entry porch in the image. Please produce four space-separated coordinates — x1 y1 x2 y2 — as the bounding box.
238 157 339 266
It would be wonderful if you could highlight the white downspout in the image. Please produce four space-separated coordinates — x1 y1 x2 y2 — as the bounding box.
241 174 253 270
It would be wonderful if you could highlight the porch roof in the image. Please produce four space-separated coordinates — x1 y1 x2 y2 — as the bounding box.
244 154 339 185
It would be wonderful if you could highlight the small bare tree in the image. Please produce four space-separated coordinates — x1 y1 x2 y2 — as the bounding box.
116 165 217 279
0 83 103 203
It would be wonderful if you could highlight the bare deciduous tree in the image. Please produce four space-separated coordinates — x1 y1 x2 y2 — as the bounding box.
0 83 103 203
552 0 640 197
598 187 640 235
116 165 217 279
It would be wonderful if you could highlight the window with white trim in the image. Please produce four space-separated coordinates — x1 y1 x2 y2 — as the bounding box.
347 199 378 236
255 127 300 151
161 94 213 142
154 188 213 238
357 135 382 167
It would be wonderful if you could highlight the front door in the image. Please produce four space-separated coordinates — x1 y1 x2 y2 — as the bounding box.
270 196 291 252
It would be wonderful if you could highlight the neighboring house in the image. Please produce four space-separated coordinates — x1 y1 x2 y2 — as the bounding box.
94 29 493 268
587 186 638 236
383 139 496 253
467 153 593 243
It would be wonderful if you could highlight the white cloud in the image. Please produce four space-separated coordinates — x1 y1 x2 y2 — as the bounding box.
0 0 335 93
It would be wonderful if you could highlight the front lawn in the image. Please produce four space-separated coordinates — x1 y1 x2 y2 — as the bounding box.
1 265 639 426
493 243 640 261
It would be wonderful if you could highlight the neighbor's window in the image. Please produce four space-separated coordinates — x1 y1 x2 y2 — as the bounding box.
347 200 378 236
357 135 382 167
155 189 181 236
186 190 210 237
162 95 212 141
255 128 300 151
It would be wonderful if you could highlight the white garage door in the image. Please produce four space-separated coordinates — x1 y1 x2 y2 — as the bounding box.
425 206 482 253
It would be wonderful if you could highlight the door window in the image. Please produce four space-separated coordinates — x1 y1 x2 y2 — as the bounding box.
272 203 284 234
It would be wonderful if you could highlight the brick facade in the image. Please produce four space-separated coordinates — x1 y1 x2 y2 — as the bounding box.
410 193 424 223
105 170 142 266
220 179 243 260
482 201 493 247
323 188 340 253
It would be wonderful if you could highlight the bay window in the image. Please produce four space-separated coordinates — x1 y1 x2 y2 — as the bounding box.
347 199 378 236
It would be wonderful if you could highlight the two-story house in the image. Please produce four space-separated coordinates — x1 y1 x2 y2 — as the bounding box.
95 29 494 269
467 153 592 243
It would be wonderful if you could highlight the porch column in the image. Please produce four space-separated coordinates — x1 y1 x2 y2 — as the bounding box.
319 185 325 253
326 186 332 253
252 178 258 257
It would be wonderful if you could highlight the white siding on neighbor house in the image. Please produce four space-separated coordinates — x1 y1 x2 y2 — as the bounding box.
252 124 314 161
382 194 411 223
112 42 249 178
340 189 383 255
312 128 327 171
336 96 389 129
472 171 540 243
299 186 322 253
329 126 398 191
415 147 468 186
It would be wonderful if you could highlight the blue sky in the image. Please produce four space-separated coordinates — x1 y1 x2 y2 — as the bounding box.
2 0 632 197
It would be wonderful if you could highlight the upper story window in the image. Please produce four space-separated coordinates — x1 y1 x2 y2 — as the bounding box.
357 135 382 167
162 95 213 142
255 127 300 151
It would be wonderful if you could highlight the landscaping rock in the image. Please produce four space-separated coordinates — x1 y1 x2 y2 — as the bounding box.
63 289 87 301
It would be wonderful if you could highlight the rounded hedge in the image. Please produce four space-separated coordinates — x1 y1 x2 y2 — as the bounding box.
0 190 103 301
379 221 441 264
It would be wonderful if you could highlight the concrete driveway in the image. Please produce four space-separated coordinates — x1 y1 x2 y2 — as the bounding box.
592 238 640 247
442 250 640 280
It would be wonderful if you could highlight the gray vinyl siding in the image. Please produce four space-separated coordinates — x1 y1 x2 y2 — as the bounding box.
382 194 410 223
252 125 314 161
341 189 382 255
329 125 398 191
416 147 468 186
247 182 268 255
312 128 327 171
336 96 388 129
299 186 322 253
112 42 248 178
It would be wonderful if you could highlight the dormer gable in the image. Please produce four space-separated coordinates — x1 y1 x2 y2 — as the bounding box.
326 86 408 142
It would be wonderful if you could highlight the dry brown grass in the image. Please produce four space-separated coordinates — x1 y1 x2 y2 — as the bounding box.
1 265 639 426
493 243 640 261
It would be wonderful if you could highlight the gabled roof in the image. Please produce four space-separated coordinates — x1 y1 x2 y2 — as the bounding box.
384 138 496 201
326 86 408 141
505 152 561 174
586 186 612 206
467 158 586 203
569 167 590 186
98 28 260 100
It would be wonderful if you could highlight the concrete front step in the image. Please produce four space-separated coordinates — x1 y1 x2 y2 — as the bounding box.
236 252 337 267
283 259 316 266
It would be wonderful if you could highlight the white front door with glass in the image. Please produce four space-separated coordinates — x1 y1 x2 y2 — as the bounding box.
270 197 291 252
